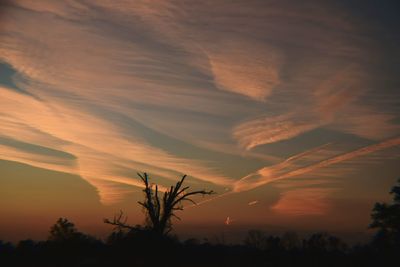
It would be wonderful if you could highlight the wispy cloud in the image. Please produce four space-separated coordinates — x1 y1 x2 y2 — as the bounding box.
233 64 399 150
271 188 335 216
1 0 399 207
233 113 320 150
205 41 283 101
0 86 233 203
233 137 400 193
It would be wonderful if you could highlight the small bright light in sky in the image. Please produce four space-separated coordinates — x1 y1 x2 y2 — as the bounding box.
0 0 399 242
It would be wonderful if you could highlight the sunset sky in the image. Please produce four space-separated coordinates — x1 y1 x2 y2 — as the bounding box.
1 0 399 242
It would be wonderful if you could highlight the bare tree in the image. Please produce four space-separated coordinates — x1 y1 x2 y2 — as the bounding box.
105 172 214 235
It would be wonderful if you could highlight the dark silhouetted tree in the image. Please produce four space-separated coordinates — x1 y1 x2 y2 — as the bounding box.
280 231 301 250
48 218 81 242
244 229 267 250
243 230 282 251
48 217 98 245
105 172 213 236
370 178 400 247
304 232 347 252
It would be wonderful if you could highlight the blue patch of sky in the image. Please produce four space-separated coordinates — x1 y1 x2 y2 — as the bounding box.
0 62 34 96
252 127 375 158
0 136 76 161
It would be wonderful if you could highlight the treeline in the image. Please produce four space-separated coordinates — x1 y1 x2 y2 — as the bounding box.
0 223 398 267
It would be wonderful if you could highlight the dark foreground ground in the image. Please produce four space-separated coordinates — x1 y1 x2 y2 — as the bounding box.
1 230 399 267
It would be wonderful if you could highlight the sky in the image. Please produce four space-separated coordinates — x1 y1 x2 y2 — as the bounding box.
0 0 400 242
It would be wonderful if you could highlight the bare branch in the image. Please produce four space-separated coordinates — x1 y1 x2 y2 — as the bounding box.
104 210 138 231
172 190 214 207
105 173 215 236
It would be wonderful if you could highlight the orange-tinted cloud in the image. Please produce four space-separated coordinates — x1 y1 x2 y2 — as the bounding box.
233 137 400 193
232 65 400 151
233 113 320 150
206 41 282 101
271 188 335 216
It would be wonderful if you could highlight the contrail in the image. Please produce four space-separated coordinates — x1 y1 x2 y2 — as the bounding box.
184 191 235 209
283 142 332 164
185 136 400 208
234 136 400 192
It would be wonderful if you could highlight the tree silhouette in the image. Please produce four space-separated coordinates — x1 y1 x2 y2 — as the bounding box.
280 231 301 250
48 217 98 245
48 218 81 242
304 232 347 252
369 178 400 247
244 229 267 250
105 172 213 235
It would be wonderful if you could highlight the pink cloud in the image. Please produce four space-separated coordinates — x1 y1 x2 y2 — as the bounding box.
271 188 334 216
